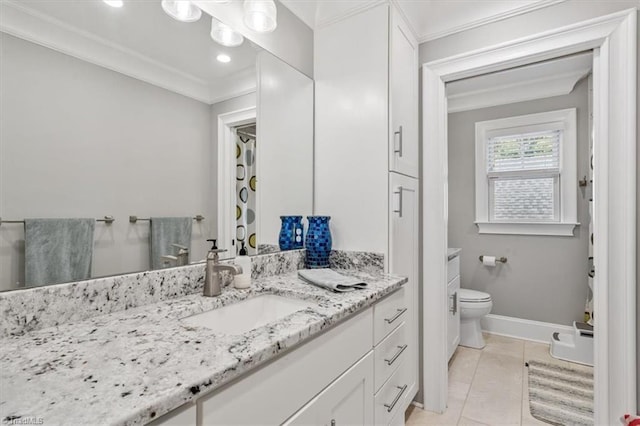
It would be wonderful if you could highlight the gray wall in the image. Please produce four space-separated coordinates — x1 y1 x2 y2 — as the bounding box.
0 33 212 290
420 0 639 406
448 78 590 325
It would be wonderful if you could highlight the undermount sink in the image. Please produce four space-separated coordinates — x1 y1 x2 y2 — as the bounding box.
181 294 316 335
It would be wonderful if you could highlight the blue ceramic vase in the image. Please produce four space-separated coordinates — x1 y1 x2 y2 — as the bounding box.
279 216 303 251
305 216 332 268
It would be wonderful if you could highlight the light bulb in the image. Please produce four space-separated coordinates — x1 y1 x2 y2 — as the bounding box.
103 0 123 7
210 18 244 47
217 54 231 63
161 0 202 23
243 0 277 33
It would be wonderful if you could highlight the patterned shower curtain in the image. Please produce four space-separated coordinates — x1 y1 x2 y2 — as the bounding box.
236 129 257 256
586 79 594 326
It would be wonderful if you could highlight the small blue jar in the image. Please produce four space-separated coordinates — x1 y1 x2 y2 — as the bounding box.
305 216 332 268
279 216 303 251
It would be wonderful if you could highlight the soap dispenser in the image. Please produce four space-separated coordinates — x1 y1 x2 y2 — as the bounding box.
234 243 252 289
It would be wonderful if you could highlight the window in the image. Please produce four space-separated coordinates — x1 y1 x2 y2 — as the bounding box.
475 109 578 236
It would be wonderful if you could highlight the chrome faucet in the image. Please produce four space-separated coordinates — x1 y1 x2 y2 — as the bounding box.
160 244 190 268
172 243 189 266
204 239 243 297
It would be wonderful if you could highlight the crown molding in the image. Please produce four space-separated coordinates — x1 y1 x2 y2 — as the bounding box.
447 70 589 113
315 0 388 30
0 0 234 104
416 0 568 44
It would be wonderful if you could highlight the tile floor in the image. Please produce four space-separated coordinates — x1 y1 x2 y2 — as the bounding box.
405 333 593 426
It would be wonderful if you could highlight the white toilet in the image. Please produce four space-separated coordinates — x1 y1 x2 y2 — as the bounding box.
458 289 493 349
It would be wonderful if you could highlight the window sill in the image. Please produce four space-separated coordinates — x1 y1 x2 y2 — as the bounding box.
475 222 579 236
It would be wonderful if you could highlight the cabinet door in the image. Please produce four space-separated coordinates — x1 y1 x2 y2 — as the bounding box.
447 276 460 360
389 6 418 178
389 172 419 409
284 352 374 426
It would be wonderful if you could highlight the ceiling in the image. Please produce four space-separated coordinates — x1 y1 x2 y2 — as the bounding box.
278 0 564 42
1 0 260 103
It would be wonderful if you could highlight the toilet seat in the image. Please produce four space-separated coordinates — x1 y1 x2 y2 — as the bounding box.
459 289 491 303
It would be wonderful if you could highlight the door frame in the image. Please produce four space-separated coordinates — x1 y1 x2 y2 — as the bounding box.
421 9 637 424
217 106 257 256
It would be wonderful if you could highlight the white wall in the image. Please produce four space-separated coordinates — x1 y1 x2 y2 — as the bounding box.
257 52 314 246
448 78 590 325
314 4 389 254
0 33 212 290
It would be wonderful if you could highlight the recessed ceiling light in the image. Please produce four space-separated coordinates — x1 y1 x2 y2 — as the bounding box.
243 0 277 33
217 54 231 63
161 0 202 23
210 18 244 47
103 0 123 7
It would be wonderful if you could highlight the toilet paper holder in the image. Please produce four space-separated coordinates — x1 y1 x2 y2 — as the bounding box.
479 255 508 263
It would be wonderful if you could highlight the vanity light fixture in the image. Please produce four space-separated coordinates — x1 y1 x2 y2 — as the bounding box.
161 0 202 23
210 18 244 47
216 54 231 63
103 0 123 7
243 0 277 33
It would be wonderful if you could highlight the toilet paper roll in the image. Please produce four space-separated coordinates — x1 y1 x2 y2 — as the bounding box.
482 255 496 267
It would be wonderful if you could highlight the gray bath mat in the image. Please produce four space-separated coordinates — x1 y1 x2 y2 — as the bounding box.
526 360 594 426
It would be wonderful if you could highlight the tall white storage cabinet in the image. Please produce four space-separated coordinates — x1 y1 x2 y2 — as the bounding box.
315 1 420 418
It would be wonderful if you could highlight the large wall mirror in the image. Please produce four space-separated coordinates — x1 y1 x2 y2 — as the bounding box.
0 0 314 291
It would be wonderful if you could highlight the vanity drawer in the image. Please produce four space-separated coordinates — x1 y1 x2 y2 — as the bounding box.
374 360 409 425
447 255 460 283
374 287 407 344
374 321 407 392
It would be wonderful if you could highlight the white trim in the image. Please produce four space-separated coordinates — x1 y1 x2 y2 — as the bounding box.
209 88 257 108
422 9 636 422
476 222 578 236
217 107 257 257
474 108 578 234
481 314 575 344
314 0 387 30
415 0 567 43
447 70 588 113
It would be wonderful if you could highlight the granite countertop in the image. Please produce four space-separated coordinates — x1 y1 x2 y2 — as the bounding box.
0 270 406 426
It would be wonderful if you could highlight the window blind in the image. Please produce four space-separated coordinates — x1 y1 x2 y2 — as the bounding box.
487 129 561 175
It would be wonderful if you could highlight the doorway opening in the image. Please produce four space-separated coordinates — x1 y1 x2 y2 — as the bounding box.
420 9 636 425
217 106 256 257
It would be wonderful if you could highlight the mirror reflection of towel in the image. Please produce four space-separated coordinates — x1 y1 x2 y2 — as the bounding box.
24 218 95 286
150 217 192 269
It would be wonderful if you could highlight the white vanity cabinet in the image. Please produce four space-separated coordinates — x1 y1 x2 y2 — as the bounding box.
283 352 374 426
447 256 461 361
148 403 196 426
149 288 409 426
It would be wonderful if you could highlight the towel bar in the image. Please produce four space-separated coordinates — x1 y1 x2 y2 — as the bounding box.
129 215 205 224
0 216 115 226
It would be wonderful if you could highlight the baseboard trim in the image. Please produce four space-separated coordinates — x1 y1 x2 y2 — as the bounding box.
481 314 574 344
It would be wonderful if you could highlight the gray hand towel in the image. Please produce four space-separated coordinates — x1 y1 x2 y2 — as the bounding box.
24 218 95 286
150 217 192 269
297 269 368 292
